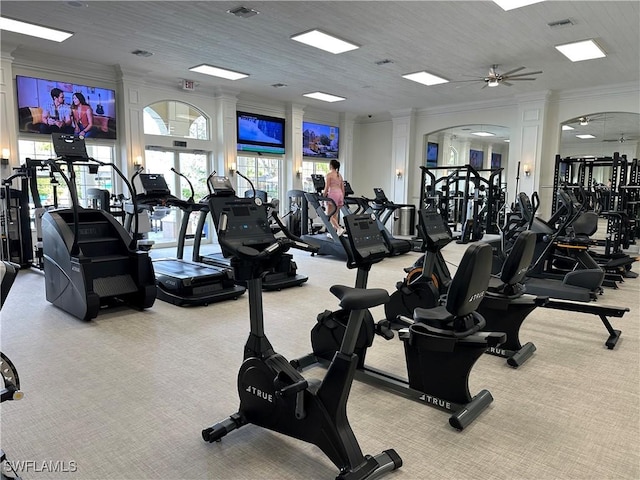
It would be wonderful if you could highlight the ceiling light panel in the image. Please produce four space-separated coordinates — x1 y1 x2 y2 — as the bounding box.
555 39 606 62
0 16 73 42
576 134 596 139
188 64 248 80
402 71 449 86
493 0 545 11
291 29 359 54
471 131 495 137
562 125 575 131
303 91 346 103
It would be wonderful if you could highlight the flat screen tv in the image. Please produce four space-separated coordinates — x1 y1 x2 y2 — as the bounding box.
491 152 502 169
302 121 339 158
426 142 438 167
469 149 484 169
16 75 117 139
237 111 285 155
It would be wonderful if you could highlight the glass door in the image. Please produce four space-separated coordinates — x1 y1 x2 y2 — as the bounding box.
144 149 210 248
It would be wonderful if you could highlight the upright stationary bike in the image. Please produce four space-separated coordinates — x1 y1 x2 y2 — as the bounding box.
201 197 402 480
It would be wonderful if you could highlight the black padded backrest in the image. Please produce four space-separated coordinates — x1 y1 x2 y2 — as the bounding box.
572 211 598 236
500 230 535 285
445 243 492 317
1 261 19 309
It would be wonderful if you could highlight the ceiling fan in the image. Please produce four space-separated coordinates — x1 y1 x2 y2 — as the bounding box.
603 133 638 143
481 65 542 88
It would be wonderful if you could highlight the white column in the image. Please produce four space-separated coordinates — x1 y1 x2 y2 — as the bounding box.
0 49 17 177
512 91 551 210
213 90 238 185
389 108 415 203
286 103 305 192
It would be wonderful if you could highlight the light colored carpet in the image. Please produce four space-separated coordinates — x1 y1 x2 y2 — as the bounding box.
1 240 638 480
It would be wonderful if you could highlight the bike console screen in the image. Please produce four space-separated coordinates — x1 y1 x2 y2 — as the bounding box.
344 214 389 265
218 198 275 252
419 210 452 249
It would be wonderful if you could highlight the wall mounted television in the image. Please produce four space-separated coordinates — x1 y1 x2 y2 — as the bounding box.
426 141 438 168
491 152 502 169
469 149 484 169
16 75 117 139
302 121 339 158
237 111 285 155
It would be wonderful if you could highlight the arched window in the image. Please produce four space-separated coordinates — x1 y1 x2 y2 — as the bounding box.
143 100 209 140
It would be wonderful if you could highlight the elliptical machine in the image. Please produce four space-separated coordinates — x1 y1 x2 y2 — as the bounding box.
201 198 402 479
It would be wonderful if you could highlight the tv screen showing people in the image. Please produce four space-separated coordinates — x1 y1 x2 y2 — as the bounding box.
302 121 339 158
16 75 117 139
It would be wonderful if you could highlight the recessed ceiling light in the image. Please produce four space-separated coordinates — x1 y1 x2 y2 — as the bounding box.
227 6 259 18
132 49 153 57
576 134 596 139
493 0 545 11
303 91 346 103
555 39 606 62
562 125 575 131
0 16 73 42
402 71 449 86
291 29 359 54
471 131 495 137
188 64 248 80
504 139 510 143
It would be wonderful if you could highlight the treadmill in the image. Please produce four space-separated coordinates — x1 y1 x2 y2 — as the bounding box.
300 175 349 260
130 172 245 306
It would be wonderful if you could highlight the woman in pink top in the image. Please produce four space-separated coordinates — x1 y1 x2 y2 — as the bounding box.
323 159 345 236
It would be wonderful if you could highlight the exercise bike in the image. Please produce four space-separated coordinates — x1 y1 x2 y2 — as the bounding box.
298 213 505 430
201 197 402 480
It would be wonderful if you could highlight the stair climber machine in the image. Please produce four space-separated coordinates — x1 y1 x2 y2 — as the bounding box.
1 261 25 480
489 192 629 350
191 172 308 290
40 134 156 321
294 213 506 430
125 169 245 306
200 196 402 480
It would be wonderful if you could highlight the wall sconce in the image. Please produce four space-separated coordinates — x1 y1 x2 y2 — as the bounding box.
523 164 531 177
229 162 236 175
133 155 143 171
1 148 10 165
296 168 302 178
396 169 403 179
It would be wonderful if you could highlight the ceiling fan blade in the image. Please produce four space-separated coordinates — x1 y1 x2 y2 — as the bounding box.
500 66 526 77
505 70 543 79
502 81 513 87
506 77 538 81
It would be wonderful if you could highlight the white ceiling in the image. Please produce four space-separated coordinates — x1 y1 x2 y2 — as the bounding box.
1 1 638 122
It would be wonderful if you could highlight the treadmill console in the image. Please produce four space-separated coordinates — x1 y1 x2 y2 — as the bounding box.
311 174 325 193
139 174 172 196
343 214 389 266
373 188 389 205
217 198 275 254
418 210 452 250
210 176 236 196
